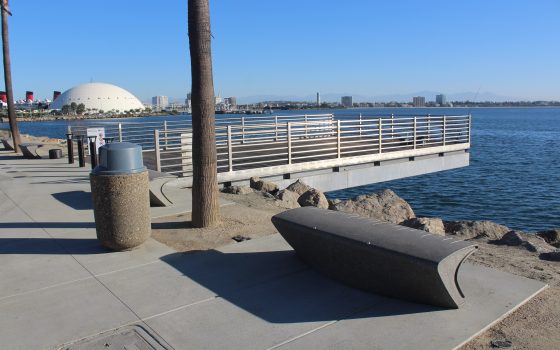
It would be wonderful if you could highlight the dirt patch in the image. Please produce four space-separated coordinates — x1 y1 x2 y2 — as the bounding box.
461 240 560 349
151 192 284 252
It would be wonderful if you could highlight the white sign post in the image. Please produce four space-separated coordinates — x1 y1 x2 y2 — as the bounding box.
86 127 106 154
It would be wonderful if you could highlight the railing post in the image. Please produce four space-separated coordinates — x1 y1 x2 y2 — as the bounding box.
227 125 233 172
378 118 383 154
413 117 417 149
427 114 431 142
443 115 446 146
468 114 472 144
359 113 363 137
391 113 394 139
275 115 278 141
163 120 168 150
241 116 245 144
304 114 308 138
118 123 123 142
287 122 292 164
154 130 161 172
337 120 341 158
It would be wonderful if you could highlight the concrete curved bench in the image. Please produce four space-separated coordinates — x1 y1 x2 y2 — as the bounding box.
271 207 477 309
19 143 43 159
148 169 177 207
1 138 14 151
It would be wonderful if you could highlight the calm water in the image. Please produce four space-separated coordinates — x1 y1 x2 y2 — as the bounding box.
9 107 560 232
329 107 560 232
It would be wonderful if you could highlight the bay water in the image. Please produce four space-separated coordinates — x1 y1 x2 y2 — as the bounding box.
9 107 560 232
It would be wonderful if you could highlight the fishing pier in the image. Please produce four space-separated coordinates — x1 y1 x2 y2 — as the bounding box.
69 113 471 191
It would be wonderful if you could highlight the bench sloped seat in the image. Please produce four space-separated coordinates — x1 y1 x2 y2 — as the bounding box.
271 207 477 309
148 169 177 207
19 143 43 159
1 138 14 151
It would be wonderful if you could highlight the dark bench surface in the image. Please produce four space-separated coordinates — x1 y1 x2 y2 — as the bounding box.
18 143 43 159
272 207 477 309
1 138 14 150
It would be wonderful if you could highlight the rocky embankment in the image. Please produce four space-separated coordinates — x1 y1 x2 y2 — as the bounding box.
223 177 560 262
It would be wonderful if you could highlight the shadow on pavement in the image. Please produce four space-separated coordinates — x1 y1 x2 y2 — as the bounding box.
160 249 437 323
0 222 96 229
151 221 194 230
52 191 93 210
31 178 90 185
0 238 108 255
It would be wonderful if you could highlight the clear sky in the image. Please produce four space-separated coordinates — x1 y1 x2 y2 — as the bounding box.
2 0 559 102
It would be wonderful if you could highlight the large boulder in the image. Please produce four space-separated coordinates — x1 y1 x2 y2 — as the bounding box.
401 217 445 236
222 185 255 195
330 189 415 224
286 179 312 196
275 189 301 209
444 220 511 240
524 234 556 253
298 188 329 209
536 228 560 248
490 231 551 253
328 198 342 210
495 231 525 246
249 176 279 194
540 249 560 262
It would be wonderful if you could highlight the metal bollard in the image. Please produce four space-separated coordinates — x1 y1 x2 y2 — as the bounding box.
88 136 98 169
66 133 74 164
77 136 86 167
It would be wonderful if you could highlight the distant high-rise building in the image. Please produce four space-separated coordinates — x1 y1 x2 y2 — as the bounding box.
316 92 321 106
185 92 192 108
341 96 353 107
436 94 446 105
152 95 169 109
224 97 237 106
215 95 223 105
413 96 425 107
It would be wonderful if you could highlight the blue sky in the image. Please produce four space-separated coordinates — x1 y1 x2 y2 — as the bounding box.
2 0 559 102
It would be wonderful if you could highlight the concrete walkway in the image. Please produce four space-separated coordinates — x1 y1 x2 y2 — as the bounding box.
0 153 547 350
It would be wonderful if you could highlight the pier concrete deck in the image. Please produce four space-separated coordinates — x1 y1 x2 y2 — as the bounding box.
0 152 547 350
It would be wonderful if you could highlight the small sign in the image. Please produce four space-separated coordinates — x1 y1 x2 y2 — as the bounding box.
86 127 106 152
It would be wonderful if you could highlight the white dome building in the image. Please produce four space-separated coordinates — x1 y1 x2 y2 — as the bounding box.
50 82 144 113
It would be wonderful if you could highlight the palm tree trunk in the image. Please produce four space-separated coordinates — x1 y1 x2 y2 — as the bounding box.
1 1 21 153
188 0 219 227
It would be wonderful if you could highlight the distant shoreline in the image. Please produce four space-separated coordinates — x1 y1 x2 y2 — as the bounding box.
1 105 558 123
0 112 184 123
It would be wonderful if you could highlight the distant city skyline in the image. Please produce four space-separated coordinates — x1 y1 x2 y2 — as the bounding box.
2 1 559 102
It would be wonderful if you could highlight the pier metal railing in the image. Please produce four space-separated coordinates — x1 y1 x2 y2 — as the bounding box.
150 114 471 177
67 113 334 151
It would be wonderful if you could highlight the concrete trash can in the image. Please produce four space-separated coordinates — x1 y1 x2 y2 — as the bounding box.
90 142 151 251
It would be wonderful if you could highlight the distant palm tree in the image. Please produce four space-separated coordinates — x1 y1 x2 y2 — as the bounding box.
1 0 21 153
188 0 219 227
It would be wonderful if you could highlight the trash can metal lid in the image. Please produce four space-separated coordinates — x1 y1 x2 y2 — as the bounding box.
91 142 146 175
